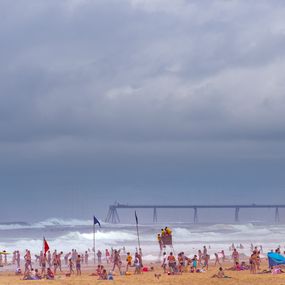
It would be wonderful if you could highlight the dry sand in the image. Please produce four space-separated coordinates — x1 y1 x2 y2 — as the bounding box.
1 262 285 285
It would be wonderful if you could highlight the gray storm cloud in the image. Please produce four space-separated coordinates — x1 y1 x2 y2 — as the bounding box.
0 0 285 221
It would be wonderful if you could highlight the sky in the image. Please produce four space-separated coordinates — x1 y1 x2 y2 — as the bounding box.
1 0 285 222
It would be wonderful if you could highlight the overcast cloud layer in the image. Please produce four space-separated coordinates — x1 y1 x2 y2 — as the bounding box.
1 0 285 222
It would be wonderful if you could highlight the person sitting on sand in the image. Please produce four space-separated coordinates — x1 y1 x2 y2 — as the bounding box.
46 268 54 280
272 267 284 274
96 265 102 276
227 261 243 271
23 269 34 280
258 267 273 274
34 269 42 280
212 267 231 278
15 268 22 276
108 271 114 280
240 261 249 270
98 269 108 280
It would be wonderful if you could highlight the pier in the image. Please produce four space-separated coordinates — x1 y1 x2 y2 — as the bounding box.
105 203 284 224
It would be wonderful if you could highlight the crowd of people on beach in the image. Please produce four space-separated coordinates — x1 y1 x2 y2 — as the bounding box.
0 247 145 280
2 239 285 280
159 244 285 278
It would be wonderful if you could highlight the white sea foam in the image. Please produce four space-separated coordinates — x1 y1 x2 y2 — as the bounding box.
0 218 100 230
1 221 285 261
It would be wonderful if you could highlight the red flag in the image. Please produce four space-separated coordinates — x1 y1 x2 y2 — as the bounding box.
44 238 50 254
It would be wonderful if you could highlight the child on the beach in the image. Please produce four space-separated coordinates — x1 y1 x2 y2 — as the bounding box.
126 252 132 272
68 258 74 274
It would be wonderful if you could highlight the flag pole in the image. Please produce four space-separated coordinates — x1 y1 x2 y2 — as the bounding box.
93 221 96 264
93 216 101 265
135 211 141 250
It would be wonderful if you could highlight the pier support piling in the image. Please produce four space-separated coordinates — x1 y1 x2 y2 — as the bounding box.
235 207 240 223
194 207 198 224
105 206 120 223
275 207 280 223
153 207 158 223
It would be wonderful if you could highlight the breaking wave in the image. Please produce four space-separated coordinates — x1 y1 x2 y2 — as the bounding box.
0 218 98 230
1 220 285 261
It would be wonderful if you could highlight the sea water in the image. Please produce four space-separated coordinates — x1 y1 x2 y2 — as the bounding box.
0 219 284 261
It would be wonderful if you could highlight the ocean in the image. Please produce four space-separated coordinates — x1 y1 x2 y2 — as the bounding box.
0 219 284 261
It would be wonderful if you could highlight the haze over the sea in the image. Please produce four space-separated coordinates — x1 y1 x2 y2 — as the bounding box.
1 0 285 222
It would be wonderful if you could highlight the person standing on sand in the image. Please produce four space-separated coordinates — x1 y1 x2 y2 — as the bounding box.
214 253 221 266
97 250 102 264
64 252 71 265
162 252 167 273
203 254 210 270
112 250 122 274
256 251 261 270
198 250 202 266
39 251 43 266
52 251 58 274
167 252 176 274
134 255 141 274
105 249 110 264
41 254 47 276
24 250 32 272
3 251 8 266
203 246 207 257
16 251 20 268
47 251 51 267
136 251 143 268
192 255 198 270
232 248 239 265
220 250 226 262
126 252 132 272
76 255 81 276
12 251 16 265
57 252 63 272
84 251 89 264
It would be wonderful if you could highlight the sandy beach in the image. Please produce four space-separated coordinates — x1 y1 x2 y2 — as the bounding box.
1 262 285 285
